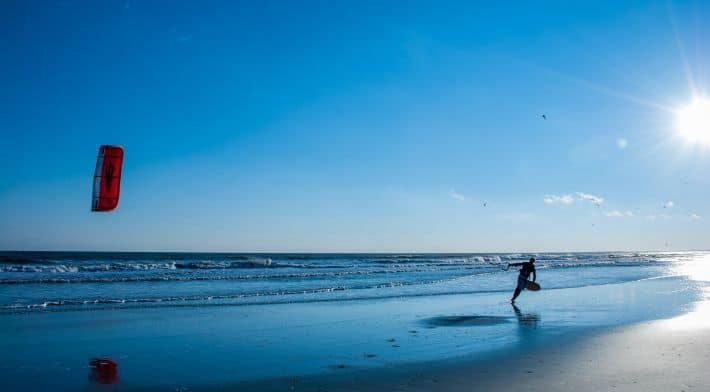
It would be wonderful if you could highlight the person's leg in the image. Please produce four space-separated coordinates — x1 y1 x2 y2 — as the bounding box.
511 287 521 302
512 277 526 302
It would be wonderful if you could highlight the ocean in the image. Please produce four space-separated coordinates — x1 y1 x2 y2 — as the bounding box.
0 251 701 313
2 251 709 390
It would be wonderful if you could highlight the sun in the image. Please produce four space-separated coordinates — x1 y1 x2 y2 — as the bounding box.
676 96 710 145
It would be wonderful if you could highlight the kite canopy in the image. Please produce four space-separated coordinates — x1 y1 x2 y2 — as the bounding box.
89 358 118 384
92 145 123 212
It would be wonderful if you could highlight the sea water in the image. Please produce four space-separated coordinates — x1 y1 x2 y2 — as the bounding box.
1 251 709 390
0 251 703 312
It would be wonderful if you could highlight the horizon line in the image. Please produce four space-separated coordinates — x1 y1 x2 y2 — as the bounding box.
1 249 708 254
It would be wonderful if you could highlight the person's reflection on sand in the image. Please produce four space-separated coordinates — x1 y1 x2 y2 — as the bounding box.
511 303 539 327
511 303 540 343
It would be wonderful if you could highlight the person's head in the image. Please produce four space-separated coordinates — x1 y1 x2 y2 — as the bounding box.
529 257 536 263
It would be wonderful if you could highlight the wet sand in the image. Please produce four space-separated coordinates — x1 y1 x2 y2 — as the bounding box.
250 316 710 392
1 276 707 391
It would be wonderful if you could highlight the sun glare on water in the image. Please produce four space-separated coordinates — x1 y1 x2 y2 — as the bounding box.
665 255 710 330
676 96 710 145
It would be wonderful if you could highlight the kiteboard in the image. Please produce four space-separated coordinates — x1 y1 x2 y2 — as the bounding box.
525 281 541 291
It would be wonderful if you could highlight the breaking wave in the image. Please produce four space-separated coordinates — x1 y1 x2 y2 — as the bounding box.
1 251 702 313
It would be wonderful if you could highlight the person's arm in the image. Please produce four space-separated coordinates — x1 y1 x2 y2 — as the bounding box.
508 262 523 267
532 268 536 282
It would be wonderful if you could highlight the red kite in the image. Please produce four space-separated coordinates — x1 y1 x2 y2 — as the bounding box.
92 145 123 212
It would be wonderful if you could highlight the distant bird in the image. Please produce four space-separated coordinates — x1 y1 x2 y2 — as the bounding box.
541 114 547 120
483 202 487 207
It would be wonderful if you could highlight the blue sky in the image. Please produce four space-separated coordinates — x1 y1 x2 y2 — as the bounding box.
1 0 709 252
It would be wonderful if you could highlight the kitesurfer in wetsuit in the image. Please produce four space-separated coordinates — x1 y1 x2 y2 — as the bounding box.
508 257 536 303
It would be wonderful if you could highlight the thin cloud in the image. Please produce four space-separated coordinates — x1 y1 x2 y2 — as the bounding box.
691 213 702 221
544 194 574 205
577 192 604 205
663 201 674 209
450 190 465 202
606 210 632 217
645 214 671 221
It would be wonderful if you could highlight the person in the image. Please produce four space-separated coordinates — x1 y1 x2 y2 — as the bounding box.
508 257 536 303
